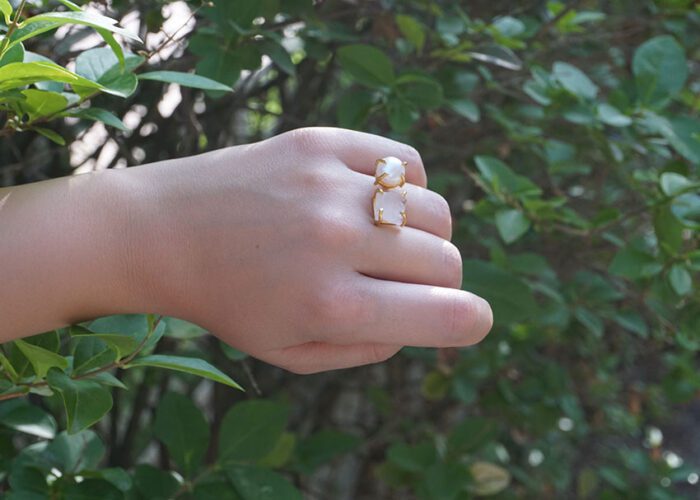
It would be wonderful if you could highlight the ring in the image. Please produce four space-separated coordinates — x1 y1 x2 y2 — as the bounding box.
372 156 407 227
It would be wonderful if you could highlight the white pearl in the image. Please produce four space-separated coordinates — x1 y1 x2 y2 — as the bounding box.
375 156 405 188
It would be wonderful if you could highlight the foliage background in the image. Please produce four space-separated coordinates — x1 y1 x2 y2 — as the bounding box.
1 0 699 498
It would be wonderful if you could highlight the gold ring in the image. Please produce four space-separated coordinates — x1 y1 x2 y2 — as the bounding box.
372 157 407 227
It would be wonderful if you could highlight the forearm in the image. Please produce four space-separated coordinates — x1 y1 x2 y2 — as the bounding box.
0 169 145 341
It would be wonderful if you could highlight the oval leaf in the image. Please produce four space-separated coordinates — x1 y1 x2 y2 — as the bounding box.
138 71 233 92
124 354 243 390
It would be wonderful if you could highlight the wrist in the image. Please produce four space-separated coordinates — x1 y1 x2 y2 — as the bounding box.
113 150 226 321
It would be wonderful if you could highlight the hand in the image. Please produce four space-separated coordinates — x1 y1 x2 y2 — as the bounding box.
129 127 493 373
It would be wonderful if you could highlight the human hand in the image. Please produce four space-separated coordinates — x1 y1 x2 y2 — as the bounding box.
128 127 493 373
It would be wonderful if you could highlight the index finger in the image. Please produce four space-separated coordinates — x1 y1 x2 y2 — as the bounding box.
332 128 427 188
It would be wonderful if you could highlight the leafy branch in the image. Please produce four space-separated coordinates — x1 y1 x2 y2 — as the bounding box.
0 316 164 402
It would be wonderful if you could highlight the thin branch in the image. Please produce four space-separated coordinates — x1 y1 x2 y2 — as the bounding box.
0 0 27 56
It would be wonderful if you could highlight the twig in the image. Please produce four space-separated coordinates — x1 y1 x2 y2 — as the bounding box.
0 0 27 56
533 1 580 41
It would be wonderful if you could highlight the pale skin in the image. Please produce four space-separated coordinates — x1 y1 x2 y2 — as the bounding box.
0 127 493 374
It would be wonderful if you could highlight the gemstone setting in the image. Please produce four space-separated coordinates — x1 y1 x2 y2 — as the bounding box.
374 156 406 189
372 187 407 226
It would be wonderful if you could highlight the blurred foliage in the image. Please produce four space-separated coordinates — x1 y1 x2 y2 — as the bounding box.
1 0 700 498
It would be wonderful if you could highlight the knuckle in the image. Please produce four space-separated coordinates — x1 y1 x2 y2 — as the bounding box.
442 243 463 288
281 127 330 155
300 166 336 192
307 210 360 250
313 280 368 327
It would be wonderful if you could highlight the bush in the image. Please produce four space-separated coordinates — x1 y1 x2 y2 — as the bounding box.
1 0 699 498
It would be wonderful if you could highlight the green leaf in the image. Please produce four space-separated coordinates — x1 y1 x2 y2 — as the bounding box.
56 0 82 11
597 103 632 127
85 468 132 493
668 116 700 165
495 209 531 244
8 20 64 47
90 372 127 390
421 462 469 500
97 29 125 69
668 264 692 296
633 35 687 106
47 369 113 434
474 156 541 197
613 311 649 338
448 98 480 122
221 342 249 362
660 172 694 197
574 306 604 337
138 70 233 92
552 61 598 99
609 247 662 279
462 259 538 324
468 461 511 496
34 127 66 145
0 352 19 381
448 417 498 454
21 51 64 92
75 47 132 82
394 73 443 109
421 370 450 400
61 479 122 500
133 465 180 500
0 0 11 24
396 14 426 51
0 402 57 439
386 442 437 472
16 89 68 121
125 354 243 390
294 430 360 473
219 400 289 462
203 0 262 28
188 33 251 88
154 392 210 477
6 331 60 378
23 12 140 43
75 47 143 97
260 39 295 76
337 44 395 87
0 61 103 92
13 339 67 379
258 431 296 468
386 96 418 133
72 336 115 375
69 325 140 359
63 107 129 131
226 465 302 500
46 430 105 472
654 205 684 254
0 43 24 68
336 89 375 129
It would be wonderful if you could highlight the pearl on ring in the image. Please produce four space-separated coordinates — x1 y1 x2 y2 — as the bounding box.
374 156 406 189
